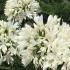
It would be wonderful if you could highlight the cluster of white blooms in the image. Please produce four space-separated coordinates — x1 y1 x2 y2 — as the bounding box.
5 0 40 23
0 20 19 64
1 0 70 69
15 15 70 70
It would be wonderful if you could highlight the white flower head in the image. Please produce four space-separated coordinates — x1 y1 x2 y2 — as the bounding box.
5 0 40 23
15 15 70 70
0 20 18 64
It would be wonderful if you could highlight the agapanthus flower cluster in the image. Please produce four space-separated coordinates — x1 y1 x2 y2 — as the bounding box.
15 15 70 70
0 20 18 64
5 0 40 23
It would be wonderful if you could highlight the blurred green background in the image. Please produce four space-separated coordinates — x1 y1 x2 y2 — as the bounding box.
38 0 70 23
0 0 70 70
0 0 6 20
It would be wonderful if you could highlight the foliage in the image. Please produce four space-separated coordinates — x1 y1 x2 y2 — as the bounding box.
36 0 70 23
0 0 7 20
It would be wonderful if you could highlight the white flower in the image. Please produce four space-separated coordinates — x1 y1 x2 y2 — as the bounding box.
5 0 40 23
22 0 31 4
16 15 48 67
61 64 67 70
34 15 43 25
16 15 70 70
21 50 33 66
0 20 18 64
